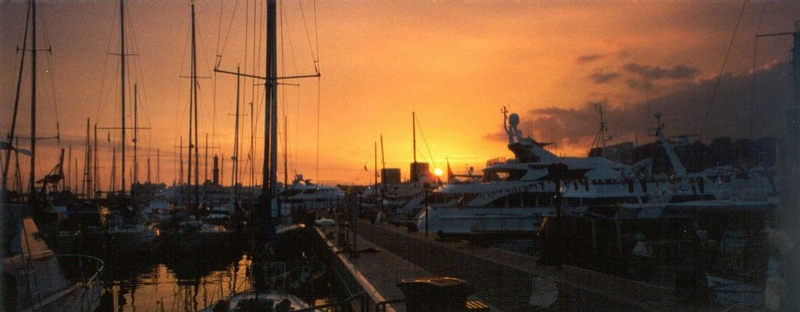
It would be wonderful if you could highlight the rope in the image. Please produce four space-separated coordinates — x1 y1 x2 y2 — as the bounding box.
216 0 239 66
749 2 767 134
41 12 61 144
698 0 748 141
415 118 437 169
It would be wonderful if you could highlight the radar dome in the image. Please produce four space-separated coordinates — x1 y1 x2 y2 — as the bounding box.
509 113 520 126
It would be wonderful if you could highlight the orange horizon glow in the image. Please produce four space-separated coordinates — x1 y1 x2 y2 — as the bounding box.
1 1 797 190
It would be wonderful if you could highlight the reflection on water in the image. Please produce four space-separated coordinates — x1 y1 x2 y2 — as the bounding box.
99 249 253 312
96 229 345 312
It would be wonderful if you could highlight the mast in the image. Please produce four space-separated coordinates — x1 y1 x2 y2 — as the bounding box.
250 102 254 190
381 133 386 190
204 133 208 182
156 148 160 185
2 0 30 193
191 0 199 207
120 0 127 197
94 123 98 197
84 118 92 198
111 146 116 194
133 84 138 185
412 112 416 164
179 136 183 185
233 67 240 195
374 141 378 190
265 0 278 241
411 112 417 182
67 144 71 191
29 0 37 199
283 114 288 198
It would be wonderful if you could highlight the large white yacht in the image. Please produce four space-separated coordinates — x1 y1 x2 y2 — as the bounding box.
281 174 345 210
414 109 776 238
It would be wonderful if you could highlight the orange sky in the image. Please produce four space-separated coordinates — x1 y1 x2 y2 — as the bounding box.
1 0 798 189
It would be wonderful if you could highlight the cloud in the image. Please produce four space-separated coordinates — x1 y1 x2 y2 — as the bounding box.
623 63 699 80
485 61 792 154
576 54 605 64
625 78 653 91
588 71 620 84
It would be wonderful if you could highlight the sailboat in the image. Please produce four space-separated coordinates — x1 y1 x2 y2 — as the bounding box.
2 1 104 311
104 0 157 256
200 0 321 310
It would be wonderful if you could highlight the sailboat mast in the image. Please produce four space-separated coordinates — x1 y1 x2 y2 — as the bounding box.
1 0 30 193
192 0 199 207
66 144 71 191
233 67 241 202
84 118 91 198
381 134 386 190
204 133 208 182
264 0 278 239
283 115 288 196
111 146 116 193
250 102 254 189
179 136 183 185
29 0 37 198
94 123 98 197
120 0 126 196
133 84 138 185
156 148 160 185
411 112 416 182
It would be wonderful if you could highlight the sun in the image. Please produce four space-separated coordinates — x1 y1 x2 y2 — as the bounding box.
433 168 443 177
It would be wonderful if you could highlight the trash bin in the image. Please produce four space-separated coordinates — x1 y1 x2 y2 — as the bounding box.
397 277 473 312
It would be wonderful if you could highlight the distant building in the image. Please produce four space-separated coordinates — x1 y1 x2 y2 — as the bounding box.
381 168 401 184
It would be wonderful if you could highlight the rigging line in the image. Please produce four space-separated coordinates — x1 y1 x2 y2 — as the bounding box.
94 20 117 125
174 19 192 143
283 0 301 76
698 0 748 141
749 1 767 134
313 0 320 66
39 10 61 143
415 117 437 169
217 0 240 66
298 0 317 68
215 0 224 57
254 0 263 98
243 0 250 106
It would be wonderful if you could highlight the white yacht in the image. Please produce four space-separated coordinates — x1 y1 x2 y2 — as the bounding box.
281 174 345 210
415 109 776 238
3 203 104 312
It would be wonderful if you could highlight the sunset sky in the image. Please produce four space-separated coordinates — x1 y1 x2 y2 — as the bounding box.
1 0 798 190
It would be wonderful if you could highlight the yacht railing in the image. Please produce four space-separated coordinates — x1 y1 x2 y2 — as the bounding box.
55 254 105 311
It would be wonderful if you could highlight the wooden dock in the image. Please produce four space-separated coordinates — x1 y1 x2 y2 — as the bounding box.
314 218 679 311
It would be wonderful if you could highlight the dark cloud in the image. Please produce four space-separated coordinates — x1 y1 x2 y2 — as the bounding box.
625 78 653 91
588 71 620 84
623 63 699 80
485 62 792 153
576 54 605 64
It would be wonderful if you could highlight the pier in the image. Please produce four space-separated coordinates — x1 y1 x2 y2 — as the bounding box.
315 217 679 311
